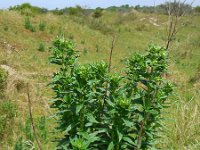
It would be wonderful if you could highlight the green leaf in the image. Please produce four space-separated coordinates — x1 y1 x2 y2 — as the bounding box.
107 142 114 150
123 136 135 145
117 129 123 142
122 119 133 128
86 113 98 123
76 104 83 114
64 124 75 134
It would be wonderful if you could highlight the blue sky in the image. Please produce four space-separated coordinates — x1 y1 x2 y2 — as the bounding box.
1 0 199 9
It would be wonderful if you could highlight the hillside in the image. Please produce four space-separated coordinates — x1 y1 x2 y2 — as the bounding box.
0 7 200 149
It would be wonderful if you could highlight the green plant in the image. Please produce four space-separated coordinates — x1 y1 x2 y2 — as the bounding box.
15 137 23 150
0 101 17 140
38 21 46 31
81 40 85 45
49 38 173 149
92 7 103 18
83 48 88 55
9 3 48 16
25 118 34 141
37 116 48 142
0 68 7 98
38 43 45 52
3 25 9 31
68 6 84 16
24 16 36 32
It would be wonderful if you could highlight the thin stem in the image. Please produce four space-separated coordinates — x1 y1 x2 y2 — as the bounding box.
101 35 117 115
27 83 43 150
108 35 117 73
135 121 145 150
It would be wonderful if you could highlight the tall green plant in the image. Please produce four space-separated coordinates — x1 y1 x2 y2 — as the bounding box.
24 16 35 32
49 37 173 149
0 68 7 98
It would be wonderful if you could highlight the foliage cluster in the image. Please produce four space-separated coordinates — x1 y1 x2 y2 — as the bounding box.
8 2 198 17
24 16 36 32
92 8 103 18
51 6 89 16
38 21 46 31
38 43 45 52
49 38 173 149
9 3 48 16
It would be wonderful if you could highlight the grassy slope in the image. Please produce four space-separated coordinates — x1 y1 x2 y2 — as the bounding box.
0 9 200 149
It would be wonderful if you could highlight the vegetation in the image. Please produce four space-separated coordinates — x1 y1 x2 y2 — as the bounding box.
9 3 48 16
0 68 7 98
24 16 36 32
92 7 103 18
38 21 46 31
49 38 173 149
38 43 45 52
0 1 200 149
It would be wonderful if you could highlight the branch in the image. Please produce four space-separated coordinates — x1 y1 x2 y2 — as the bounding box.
101 35 117 115
108 35 117 73
27 83 43 150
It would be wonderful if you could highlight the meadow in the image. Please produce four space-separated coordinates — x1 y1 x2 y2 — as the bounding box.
0 3 200 149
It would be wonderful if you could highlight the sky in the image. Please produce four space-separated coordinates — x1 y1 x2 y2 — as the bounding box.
1 0 199 9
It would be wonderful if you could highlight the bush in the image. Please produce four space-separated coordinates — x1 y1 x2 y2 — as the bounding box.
92 7 103 18
68 5 84 16
3 25 9 31
38 43 45 52
9 3 48 16
49 38 173 149
38 21 46 31
24 17 36 32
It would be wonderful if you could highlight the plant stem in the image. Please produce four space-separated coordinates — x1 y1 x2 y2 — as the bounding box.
27 83 43 150
134 120 145 150
101 35 117 115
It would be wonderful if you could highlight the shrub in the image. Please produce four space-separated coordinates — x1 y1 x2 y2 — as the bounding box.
92 7 103 18
68 6 84 16
24 17 36 32
38 43 45 52
49 38 173 149
3 25 9 31
38 21 46 31
9 3 48 16
81 40 85 45
83 48 88 55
